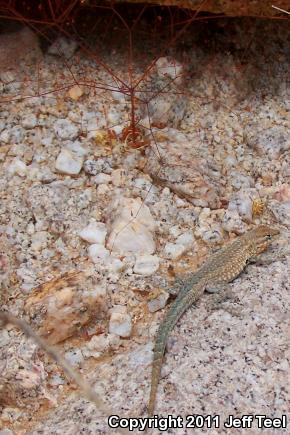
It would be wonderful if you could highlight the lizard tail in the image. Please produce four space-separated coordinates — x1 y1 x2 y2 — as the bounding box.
148 284 204 415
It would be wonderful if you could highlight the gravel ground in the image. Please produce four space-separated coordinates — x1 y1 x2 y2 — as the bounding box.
0 17 289 435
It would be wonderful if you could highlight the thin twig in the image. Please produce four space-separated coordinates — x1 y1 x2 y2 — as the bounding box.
272 5 290 15
0 311 130 435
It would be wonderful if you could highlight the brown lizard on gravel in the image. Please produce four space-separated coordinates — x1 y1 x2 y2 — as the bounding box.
148 225 280 415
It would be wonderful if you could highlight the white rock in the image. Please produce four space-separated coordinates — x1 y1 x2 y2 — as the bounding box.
228 193 253 222
55 149 83 175
111 90 127 103
88 244 110 263
79 221 107 245
222 209 246 234
148 291 169 313
48 36 78 59
175 231 194 246
200 226 223 244
110 305 127 314
94 173 111 185
66 141 87 157
133 254 160 276
30 231 48 251
111 168 127 187
109 312 132 338
163 242 187 260
7 158 27 177
64 349 84 367
87 335 108 352
230 171 253 189
22 114 37 129
0 129 10 144
54 119 79 140
96 184 110 195
105 257 124 273
0 330 10 348
156 56 183 85
0 429 14 435
106 197 156 254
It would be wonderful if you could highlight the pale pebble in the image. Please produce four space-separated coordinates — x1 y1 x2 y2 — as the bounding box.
148 291 169 313
96 184 110 195
66 141 87 157
0 129 10 143
88 244 110 263
109 312 132 338
54 119 79 140
133 254 160 276
21 114 37 129
163 242 187 260
156 56 183 85
200 227 223 244
111 168 127 187
105 257 124 273
79 221 107 245
7 158 27 177
175 231 194 246
64 349 84 367
55 149 84 175
48 36 78 59
106 197 156 255
94 173 111 185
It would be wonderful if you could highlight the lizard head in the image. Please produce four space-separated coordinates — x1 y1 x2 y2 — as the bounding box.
247 225 280 255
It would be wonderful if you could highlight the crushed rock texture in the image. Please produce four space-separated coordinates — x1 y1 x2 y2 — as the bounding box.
0 17 289 434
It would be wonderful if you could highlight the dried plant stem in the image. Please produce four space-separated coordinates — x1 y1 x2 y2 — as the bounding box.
0 311 130 435
272 5 290 15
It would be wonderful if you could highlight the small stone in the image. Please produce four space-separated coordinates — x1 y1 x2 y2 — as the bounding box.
222 209 246 234
148 291 169 313
64 349 84 367
7 158 27 177
21 114 37 129
94 173 111 185
96 184 110 195
48 36 78 59
54 119 79 140
0 129 10 144
111 168 126 187
175 231 194 246
66 141 87 157
133 254 160 276
79 221 107 245
106 197 156 255
228 193 253 222
0 330 10 348
88 244 110 263
105 257 124 273
30 231 48 252
274 184 290 202
48 374 66 387
87 334 108 352
55 149 84 175
109 312 132 338
68 85 83 100
163 242 187 260
200 226 223 244
83 157 113 175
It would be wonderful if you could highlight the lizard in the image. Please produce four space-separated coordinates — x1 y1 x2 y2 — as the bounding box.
148 224 280 415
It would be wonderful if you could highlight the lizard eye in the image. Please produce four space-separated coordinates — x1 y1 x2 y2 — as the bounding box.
266 234 272 240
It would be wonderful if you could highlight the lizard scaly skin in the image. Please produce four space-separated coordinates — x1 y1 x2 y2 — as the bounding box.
148 225 280 415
